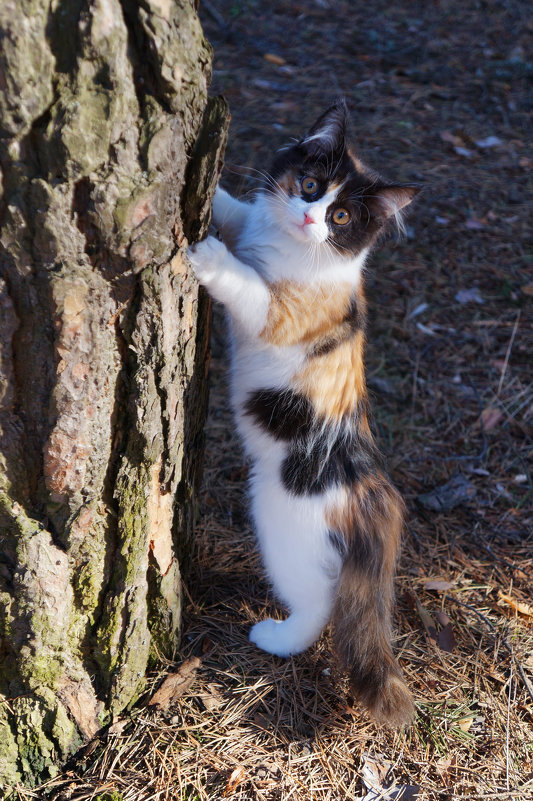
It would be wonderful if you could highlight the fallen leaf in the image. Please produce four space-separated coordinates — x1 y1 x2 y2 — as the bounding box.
521 284 533 296
264 53 286 65
454 146 475 158
498 592 533 620
415 600 456 651
253 78 288 92
107 719 128 737
415 598 438 645
435 611 452 627
465 218 485 230
455 715 475 733
408 302 429 319
440 130 463 147
418 474 476 511
481 407 504 431
359 753 420 800
438 626 456 653
198 684 224 712
455 287 484 304
475 135 502 148
148 656 201 710
435 756 455 786
416 321 437 336
253 712 274 730
424 578 454 592
223 766 246 796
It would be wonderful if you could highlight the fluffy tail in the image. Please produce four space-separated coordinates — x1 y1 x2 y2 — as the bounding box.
328 474 414 727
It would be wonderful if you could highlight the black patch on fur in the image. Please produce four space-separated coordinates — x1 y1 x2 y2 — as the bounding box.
244 389 314 441
350 513 385 576
245 388 381 495
281 426 380 495
329 530 347 556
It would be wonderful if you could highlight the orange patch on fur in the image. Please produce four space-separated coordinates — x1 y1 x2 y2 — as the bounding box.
294 330 366 420
277 170 299 197
326 472 404 566
261 281 354 348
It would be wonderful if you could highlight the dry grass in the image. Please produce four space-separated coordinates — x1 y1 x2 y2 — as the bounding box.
21 1 533 799
33 332 533 801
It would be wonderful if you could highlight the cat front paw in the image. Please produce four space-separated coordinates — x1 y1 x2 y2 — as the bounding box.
187 235 228 286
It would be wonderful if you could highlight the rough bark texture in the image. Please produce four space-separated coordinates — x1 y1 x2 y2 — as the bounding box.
0 0 227 786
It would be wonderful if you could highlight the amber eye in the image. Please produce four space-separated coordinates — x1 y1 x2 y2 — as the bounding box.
301 176 318 195
332 208 350 225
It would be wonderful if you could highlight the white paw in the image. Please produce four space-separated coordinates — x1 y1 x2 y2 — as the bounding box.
187 235 228 286
249 618 305 657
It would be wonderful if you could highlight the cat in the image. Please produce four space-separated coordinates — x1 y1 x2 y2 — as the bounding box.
187 99 420 726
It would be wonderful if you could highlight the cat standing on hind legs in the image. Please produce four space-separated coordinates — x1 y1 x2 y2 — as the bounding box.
188 99 420 726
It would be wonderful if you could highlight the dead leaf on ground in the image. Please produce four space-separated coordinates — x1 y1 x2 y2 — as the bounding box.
359 753 420 800
415 598 438 645
107 719 128 737
455 287 484 303
465 218 486 230
264 53 286 65
435 611 456 652
417 474 476 511
455 715 475 733
148 656 201 710
440 130 464 147
435 756 455 785
498 592 533 620
475 135 502 148
415 599 456 652
198 683 224 712
223 766 246 796
424 578 454 592
480 407 504 431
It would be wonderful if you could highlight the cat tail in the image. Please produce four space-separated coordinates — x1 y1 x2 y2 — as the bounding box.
328 474 415 727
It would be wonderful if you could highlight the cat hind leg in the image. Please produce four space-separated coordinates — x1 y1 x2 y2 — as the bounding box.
249 484 341 657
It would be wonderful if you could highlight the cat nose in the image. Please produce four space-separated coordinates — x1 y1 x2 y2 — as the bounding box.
303 211 315 226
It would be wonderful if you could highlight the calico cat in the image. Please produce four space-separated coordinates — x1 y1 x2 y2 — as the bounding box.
188 100 420 726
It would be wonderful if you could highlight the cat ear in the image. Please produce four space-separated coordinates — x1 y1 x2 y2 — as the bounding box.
367 184 422 220
301 99 348 155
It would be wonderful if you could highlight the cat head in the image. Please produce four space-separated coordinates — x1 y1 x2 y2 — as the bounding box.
263 99 421 256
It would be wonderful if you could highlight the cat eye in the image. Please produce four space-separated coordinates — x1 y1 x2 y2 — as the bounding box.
301 176 318 196
332 208 351 225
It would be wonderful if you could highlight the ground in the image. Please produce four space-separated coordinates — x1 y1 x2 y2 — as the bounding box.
29 1 532 799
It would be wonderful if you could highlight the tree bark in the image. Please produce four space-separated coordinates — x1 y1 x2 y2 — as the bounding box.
0 0 227 786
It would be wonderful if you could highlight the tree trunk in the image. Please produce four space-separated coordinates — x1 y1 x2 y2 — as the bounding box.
0 0 227 786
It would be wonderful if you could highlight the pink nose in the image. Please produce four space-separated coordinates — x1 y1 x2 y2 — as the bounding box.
303 211 315 226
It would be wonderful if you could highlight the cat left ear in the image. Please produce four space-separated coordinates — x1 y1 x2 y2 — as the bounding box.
368 184 422 220
301 99 348 155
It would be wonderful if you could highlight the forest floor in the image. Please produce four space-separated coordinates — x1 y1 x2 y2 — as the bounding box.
35 1 532 799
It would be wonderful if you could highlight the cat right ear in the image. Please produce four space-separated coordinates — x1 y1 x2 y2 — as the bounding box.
301 99 348 156
367 184 422 220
